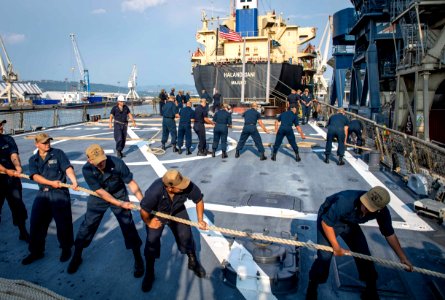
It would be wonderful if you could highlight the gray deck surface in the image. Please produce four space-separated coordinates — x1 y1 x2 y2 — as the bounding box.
1 112 444 300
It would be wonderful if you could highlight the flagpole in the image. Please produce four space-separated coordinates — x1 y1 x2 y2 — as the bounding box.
266 37 271 104
214 23 219 95
241 37 246 103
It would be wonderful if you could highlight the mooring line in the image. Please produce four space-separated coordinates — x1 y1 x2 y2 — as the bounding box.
6 172 444 280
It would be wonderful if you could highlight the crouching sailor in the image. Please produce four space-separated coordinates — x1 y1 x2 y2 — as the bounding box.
139 169 208 292
271 105 305 162
67 144 144 278
306 187 413 300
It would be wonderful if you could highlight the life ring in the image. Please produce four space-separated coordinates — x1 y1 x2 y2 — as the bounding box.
196 33 201 40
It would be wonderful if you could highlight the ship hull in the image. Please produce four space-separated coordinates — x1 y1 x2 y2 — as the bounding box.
192 62 303 102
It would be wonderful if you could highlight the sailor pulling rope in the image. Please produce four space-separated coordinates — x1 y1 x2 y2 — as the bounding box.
4 171 445 280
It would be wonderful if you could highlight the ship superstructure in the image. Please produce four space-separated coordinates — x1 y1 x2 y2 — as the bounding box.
191 0 317 104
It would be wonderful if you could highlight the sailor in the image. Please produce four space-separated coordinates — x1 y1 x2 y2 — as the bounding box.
176 90 184 110
194 98 215 156
347 119 364 153
177 101 195 155
286 89 299 110
212 90 222 113
169 88 175 97
67 144 144 277
300 88 313 124
161 96 179 152
139 169 208 292
184 91 191 104
235 102 269 160
306 187 413 300
271 105 305 162
22 133 78 265
324 108 349 165
201 89 212 111
181 90 187 106
212 103 232 158
0 119 29 241
158 89 168 116
109 95 136 158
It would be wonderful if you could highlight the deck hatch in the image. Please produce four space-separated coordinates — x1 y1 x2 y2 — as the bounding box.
247 193 300 210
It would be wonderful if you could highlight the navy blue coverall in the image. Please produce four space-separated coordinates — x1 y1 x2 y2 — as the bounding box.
212 109 232 152
236 109 265 154
110 105 131 152
193 105 209 153
176 94 183 110
347 120 363 147
0 135 27 226
308 190 394 285
140 178 203 258
178 106 195 150
161 101 178 145
300 93 313 123
74 156 142 250
272 110 300 154
28 148 74 255
159 92 167 116
212 93 222 113
287 93 299 109
325 113 349 157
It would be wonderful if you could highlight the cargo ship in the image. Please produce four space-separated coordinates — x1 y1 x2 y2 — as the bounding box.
191 0 317 104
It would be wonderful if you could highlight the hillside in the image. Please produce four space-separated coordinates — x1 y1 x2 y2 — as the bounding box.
24 80 197 97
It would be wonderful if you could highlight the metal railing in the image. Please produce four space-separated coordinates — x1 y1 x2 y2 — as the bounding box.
317 102 445 184
0 103 154 135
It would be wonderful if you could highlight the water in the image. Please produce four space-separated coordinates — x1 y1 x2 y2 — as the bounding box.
0 103 156 134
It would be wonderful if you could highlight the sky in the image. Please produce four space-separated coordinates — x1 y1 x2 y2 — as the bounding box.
1 0 352 88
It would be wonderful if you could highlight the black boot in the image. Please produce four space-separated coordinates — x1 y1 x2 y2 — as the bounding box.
18 223 30 243
67 247 83 274
22 252 44 265
187 253 206 278
172 144 178 152
295 151 301 162
142 257 155 292
178 147 182 154
361 281 379 300
305 280 318 300
222 151 228 159
197 150 206 156
271 152 277 161
212 150 216 157
186 148 192 155
235 150 240 158
133 248 145 278
117 150 122 158
161 143 166 150
259 152 267 161
324 154 329 164
60 247 72 262
338 156 345 166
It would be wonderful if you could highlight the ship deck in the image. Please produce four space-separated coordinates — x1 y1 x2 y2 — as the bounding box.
1 112 445 300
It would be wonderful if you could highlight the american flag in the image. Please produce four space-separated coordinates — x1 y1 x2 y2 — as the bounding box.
219 25 243 42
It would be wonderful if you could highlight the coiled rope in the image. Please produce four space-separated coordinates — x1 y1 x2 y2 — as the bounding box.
144 128 165 156
9 173 445 280
0 278 68 300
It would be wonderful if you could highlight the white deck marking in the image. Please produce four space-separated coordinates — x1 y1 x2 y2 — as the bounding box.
309 122 433 231
126 127 277 299
104 149 114 154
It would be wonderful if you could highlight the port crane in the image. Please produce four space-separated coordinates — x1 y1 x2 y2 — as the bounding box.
70 33 90 98
126 64 139 100
313 16 332 99
0 35 23 103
